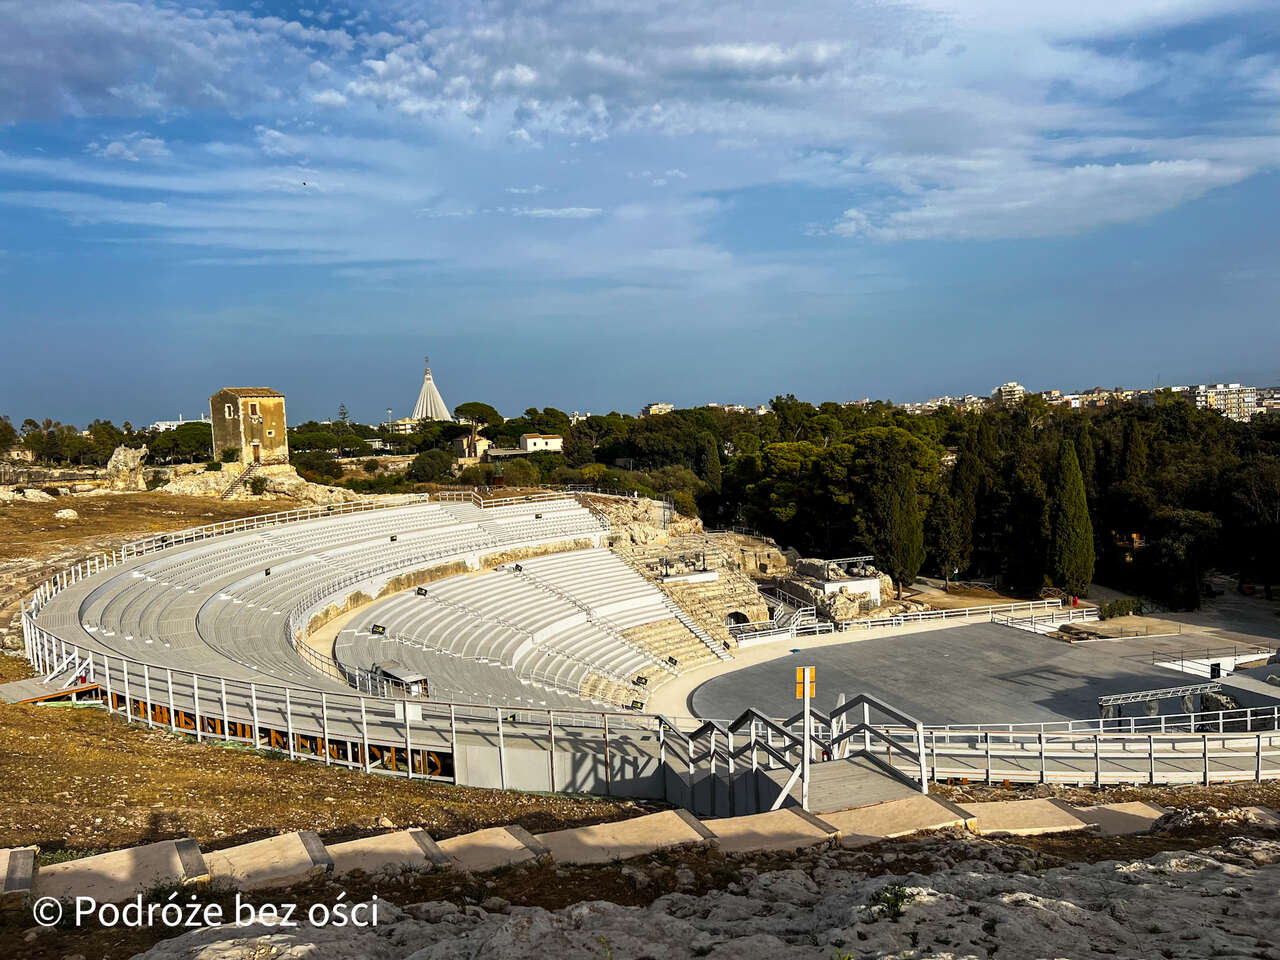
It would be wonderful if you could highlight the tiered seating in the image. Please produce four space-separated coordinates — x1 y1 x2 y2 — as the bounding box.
41 499 608 699
340 549 692 708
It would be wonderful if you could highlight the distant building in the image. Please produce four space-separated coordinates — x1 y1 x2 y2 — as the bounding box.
1194 383 1257 422
991 381 1026 405
150 413 212 432
381 417 421 435
518 434 563 453
641 402 675 417
3 444 33 462
209 387 288 467
411 357 453 422
453 434 491 459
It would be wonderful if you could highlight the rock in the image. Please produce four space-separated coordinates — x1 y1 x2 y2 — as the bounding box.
22 488 55 502
105 444 148 491
127 838 1280 960
54 508 78 520
377 816 397 829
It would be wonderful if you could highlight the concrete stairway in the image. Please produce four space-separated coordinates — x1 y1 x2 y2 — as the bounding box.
0 797 1193 907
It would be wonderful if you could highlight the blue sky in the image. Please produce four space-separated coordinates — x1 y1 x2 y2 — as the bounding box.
1 0 1278 426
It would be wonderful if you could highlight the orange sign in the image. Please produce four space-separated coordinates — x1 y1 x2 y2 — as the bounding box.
794 665 815 699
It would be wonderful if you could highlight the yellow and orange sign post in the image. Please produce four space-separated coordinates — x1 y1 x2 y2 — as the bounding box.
795 666 815 810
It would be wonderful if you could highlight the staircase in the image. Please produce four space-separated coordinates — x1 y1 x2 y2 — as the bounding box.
219 462 260 500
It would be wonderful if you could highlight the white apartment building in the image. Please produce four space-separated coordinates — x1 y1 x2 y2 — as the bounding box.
1193 383 1257 422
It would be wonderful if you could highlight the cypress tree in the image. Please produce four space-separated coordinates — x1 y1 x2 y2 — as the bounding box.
877 464 925 599
1048 439 1095 595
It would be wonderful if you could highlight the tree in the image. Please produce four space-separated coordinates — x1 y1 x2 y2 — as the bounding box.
500 457 539 487
405 449 453 483
697 432 722 493
454 402 503 427
0 415 17 451
874 463 925 599
1047 439 1095 596
927 489 969 590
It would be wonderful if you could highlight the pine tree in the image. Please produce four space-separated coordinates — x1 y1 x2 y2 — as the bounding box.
1048 439 1095 595
876 463 925 599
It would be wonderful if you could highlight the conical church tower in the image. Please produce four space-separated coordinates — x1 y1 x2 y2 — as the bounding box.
411 357 453 421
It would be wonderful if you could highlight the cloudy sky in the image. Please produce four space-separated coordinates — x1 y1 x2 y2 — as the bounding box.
1 0 1278 425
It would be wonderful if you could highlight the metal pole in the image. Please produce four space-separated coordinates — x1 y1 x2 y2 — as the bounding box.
360 698 371 773
192 674 201 742
249 683 261 748
142 664 154 728
403 697 412 779
1094 734 1101 786
166 669 177 732
123 661 133 723
220 678 230 742
547 709 556 792
603 713 611 796
321 693 331 765
1038 731 1046 783
496 709 506 790
801 673 811 812
285 689 295 760
103 655 114 713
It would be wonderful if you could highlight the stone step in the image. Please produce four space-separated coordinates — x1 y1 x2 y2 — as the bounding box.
0 846 36 908
958 799 1091 836
204 831 332 891
536 810 714 865
327 828 451 878
823 794 973 848
35 838 207 904
437 825 549 873
1067 801 1167 836
704 808 838 854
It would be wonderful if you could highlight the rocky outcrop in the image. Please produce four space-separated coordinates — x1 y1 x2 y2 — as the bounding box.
160 464 361 504
583 494 700 546
105 444 148 491
134 837 1280 960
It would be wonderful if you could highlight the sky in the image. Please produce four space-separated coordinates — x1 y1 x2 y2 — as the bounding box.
1 0 1279 427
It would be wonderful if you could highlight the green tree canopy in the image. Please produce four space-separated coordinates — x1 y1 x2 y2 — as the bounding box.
1047 439 1095 595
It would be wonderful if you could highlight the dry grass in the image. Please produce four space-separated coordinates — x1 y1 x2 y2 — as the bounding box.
0 700 644 856
0 492 286 565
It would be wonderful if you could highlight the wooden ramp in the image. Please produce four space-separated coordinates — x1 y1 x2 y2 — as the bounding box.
763 754 919 814
0 677 99 705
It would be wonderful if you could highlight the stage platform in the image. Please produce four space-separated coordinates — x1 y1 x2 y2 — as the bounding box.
690 622 1189 725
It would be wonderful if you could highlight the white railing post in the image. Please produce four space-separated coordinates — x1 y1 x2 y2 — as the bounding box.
249 683 261 748
285 689 295 760
360 698 371 773
321 693 331 766
220 678 230 742
166 669 177 732
192 674 202 742
403 697 413 779
142 664 154 728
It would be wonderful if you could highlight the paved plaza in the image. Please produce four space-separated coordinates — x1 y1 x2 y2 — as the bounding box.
690 622 1190 725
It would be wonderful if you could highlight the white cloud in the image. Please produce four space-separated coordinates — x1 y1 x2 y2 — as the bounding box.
512 207 603 219
310 89 348 107
505 184 547 194
88 132 172 162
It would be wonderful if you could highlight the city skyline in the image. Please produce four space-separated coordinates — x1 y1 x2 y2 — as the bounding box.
3 1 1280 424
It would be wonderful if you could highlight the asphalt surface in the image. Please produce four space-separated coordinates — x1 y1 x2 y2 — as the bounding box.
689 622 1187 725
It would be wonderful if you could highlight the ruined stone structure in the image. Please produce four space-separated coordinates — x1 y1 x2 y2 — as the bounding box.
209 387 288 468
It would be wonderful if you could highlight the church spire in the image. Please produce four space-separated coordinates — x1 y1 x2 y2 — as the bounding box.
411 356 453 421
